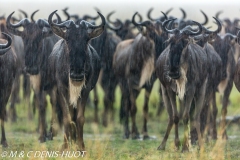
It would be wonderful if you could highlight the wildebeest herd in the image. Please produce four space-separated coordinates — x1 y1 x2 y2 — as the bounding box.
1 7 240 152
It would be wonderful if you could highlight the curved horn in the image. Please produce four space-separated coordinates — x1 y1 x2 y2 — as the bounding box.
49 10 75 29
83 12 106 39
94 7 101 13
132 12 151 27
6 12 30 36
181 20 202 36
215 11 223 20
132 12 141 26
161 11 168 21
106 19 122 31
147 8 156 21
165 8 173 15
7 12 30 28
107 11 116 24
200 10 208 25
180 8 186 20
162 18 178 34
82 9 99 21
203 17 222 34
19 9 28 18
54 12 62 23
137 13 143 23
62 7 70 21
147 8 162 21
48 10 67 39
0 32 12 55
84 12 105 30
31 10 39 23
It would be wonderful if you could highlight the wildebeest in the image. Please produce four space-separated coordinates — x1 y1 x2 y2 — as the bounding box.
210 32 238 139
113 12 168 139
106 11 137 40
0 13 26 122
90 20 122 126
6 10 61 142
156 19 208 151
234 30 240 91
0 32 16 147
47 10 105 150
192 18 223 141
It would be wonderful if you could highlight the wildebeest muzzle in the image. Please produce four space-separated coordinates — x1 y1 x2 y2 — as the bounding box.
70 70 85 81
25 66 39 75
169 70 181 79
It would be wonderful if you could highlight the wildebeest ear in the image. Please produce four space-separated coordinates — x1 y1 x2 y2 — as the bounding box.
88 26 104 39
51 25 66 39
234 58 240 92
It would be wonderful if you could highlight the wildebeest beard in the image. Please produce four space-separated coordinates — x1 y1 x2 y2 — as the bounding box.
168 40 186 79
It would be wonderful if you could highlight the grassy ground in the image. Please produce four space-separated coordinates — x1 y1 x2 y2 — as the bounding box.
1 80 240 160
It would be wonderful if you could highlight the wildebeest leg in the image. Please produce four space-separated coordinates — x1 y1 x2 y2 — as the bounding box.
0 109 8 148
211 93 218 139
76 93 89 150
23 74 33 120
190 101 198 145
119 80 130 139
182 88 195 152
9 74 20 122
192 84 207 150
93 87 99 123
157 86 174 150
48 87 58 140
221 81 233 139
102 79 117 127
129 88 140 139
102 89 110 127
142 84 153 139
38 91 47 143
58 92 73 149
156 85 165 117
103 89 115 127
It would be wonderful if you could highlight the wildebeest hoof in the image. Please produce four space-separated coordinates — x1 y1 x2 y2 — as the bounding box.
123 134 130 139
38 136 46 143
131 133 140 140
143 135 150 140
182 145 189 152
175 140 180 150
1 140 8 148
157 145 165 150
47 132 53 141
102 119 108 128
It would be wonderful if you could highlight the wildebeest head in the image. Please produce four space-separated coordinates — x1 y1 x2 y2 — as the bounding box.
147 7 172 22
7 10 54 75
106 11 136 40
162 18 202 79
194 17 222 47
212 32 239 80
0 32 12 55
132 12 167 39
48 10 105 82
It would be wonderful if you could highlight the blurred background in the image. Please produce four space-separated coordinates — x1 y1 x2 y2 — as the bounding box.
1 0 240 24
